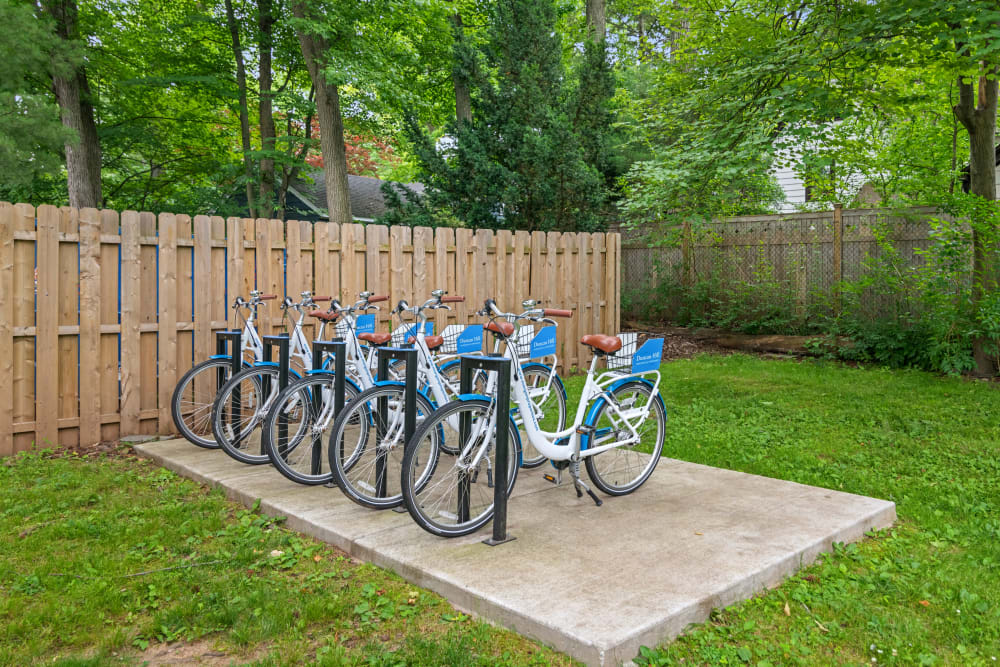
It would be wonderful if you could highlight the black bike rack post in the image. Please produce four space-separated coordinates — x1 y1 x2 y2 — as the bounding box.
459 354 515 546
216 330 243 432
375 346 418 504
262 335 291 456
311 339 347 477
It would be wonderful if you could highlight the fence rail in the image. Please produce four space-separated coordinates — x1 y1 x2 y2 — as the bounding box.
0 203 620 456
618 206 947 319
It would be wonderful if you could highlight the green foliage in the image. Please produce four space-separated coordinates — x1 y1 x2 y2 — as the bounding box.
394 0 610 232
620 0 1000 222
816 198 1000 374
0 0 73 199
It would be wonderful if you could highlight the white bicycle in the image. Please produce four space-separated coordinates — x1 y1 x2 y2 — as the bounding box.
209 291 338 464
325 292 568 509
401 298 667 537
170 290 283 448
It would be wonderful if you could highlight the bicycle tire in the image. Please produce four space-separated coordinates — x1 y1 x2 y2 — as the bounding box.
401 398 520 538
211 365 283 465
327 384 440 510
262 374 361 485
171 358 244 449
584 381 666 496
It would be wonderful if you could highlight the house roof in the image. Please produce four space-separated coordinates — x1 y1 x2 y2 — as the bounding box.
291 172 425 221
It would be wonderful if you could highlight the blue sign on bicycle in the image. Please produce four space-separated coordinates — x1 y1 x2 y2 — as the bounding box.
355 314 376 334
528 326 557 358
631 338 664 373
455 325 483 354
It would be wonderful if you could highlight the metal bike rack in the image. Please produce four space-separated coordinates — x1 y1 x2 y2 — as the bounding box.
216 330 243 433
262 335 291 457
311 339 347 478
375 346 418 504
458 354 515 546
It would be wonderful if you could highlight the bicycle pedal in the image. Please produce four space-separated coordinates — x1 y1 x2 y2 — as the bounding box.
575 425 595 435
542 473 558 485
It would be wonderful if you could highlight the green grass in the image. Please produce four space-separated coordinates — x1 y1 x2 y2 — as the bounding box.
561 354 999 666
3 353 999 666
0 451 573 666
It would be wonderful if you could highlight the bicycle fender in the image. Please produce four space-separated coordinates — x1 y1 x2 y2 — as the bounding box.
372 380 437 407
581 377 665 451
449 395 523 468
305 370 362 394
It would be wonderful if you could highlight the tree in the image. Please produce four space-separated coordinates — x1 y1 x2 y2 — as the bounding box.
0 1 69 198
400 0 608 232
290 0 351 223
40 0 102 207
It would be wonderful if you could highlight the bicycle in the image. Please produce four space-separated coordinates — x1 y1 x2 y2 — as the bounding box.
259 292 391 485
400 298 667 537
170 290 285 448
209 291 339 465
326 292 568 509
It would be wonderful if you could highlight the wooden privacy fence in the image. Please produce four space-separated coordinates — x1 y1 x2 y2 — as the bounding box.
0 202 620 456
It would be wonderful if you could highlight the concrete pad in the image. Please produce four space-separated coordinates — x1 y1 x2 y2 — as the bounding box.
135 438 895 667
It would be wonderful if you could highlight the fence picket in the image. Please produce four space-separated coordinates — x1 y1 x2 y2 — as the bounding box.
78 209 101 446
120 211 141 436
193 216 213 366
35 206 60 447
157 213 178 433
0 204 13 455
58 208 79 444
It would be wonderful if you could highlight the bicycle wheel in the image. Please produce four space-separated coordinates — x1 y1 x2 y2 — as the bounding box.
171 358 242 448
584 381 666 496
514 363 566 468
327 384 439 510
262 374 361 485
211 366 283 465
401 398 520 538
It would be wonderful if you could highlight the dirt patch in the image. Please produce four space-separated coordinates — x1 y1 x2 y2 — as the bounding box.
623 325 730 360
624 322 828 358
138 637 267 666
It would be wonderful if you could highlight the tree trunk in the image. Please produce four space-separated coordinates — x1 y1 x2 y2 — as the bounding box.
225 0 256 219
953 70 999 375
585 0 605 42
451 13 472 123
41 0 101 208
257 0 276 218
292 1 352 224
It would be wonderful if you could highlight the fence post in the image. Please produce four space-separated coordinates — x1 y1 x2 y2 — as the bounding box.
833 203 844 312
681 219 693 287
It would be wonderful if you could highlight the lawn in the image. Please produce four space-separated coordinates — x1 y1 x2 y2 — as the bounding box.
0 452 572 666
2 353 999 666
